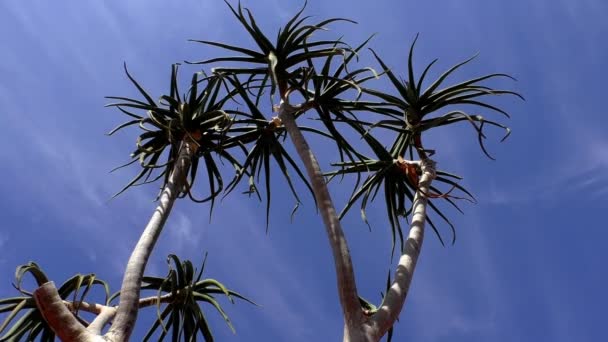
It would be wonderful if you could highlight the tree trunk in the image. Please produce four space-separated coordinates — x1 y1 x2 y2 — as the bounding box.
279 100 438 341
34 140 196 341
343 322 377 342
105 139 196 341
277 101 365 334
366 159 436 340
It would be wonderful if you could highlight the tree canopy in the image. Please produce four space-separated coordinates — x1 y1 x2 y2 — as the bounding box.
0 1 521 341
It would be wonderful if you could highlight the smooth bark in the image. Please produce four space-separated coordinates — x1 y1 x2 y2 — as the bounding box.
34 286 197 340
277 104 437 341
106 139 196 342
278 101 365 338
87 306 116 335
34 282 103 342
33 101 436 341
367 159 436 339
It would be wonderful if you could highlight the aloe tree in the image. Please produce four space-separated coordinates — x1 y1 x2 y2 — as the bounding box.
0 64 255 342
0 1 520 341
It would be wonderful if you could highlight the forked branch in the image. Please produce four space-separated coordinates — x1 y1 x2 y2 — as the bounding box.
33 282 100 342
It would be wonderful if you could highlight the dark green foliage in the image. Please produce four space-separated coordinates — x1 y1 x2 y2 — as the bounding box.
329 36 521 252
107 64 241 216
0 258 253 342
0 263 110 341
222 75 315 227
135 254 256 342
188 0 353 97
0 1 523 340
103 1 519 334
364 35 523 160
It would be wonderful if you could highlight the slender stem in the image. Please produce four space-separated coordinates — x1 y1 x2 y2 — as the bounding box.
65 290 192 315
278 101 363 330
34 280 190 340
64 300 106 315
369 159 436 339
106 140 195 342
87 306 116 335
36 288 194 337
85 289 191 334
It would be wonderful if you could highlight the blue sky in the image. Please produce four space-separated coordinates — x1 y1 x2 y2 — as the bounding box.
1 0 607 341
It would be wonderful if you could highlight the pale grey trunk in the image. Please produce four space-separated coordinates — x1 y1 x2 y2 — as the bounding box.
278 101 365 331
34 141 195 341
106 140 195 342
343 322 377 342
87 306 117 335
366 159 436 339
279 100 437 342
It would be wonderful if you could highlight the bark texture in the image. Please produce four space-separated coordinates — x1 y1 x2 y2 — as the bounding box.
278 101 365 337
279 100 438 341
33 282 100 341
34 287 198 340
367 159 436 339
106 140 196 342
33 103 436 341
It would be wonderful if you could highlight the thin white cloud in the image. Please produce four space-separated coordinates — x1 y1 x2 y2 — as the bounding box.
481 131 608 206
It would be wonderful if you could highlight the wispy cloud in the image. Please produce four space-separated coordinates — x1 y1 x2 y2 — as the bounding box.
481 130 608 206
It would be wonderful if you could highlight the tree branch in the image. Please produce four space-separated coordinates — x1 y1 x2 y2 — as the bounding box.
33 282 100 342
64 300 106 315
278 100 364 332
105 139 196 342
87 306 116 335
368 158 436 339
45 290 192 335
